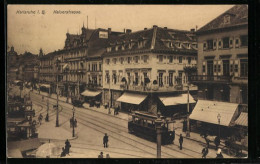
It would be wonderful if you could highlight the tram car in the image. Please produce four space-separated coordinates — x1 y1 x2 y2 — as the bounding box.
128 111 175 145
72 97 84 107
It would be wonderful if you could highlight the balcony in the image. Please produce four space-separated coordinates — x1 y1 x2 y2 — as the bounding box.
119 84 197 93
232 76 248 84
189 75 231 83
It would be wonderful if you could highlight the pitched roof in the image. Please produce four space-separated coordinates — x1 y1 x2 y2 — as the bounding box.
105 26 196 55
197 5 248 33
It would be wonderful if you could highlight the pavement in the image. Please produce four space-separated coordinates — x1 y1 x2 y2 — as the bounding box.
29 88 247 158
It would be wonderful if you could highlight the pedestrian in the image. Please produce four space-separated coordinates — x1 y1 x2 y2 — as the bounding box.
116 106 120 115
60 147 66 157
98 152 103 158
214 136 220 150
206 138 210 148
216 148 224 158
74 119 77 127
65 139 71 155
103 133 109 148
106 154 110 158
179 134 183 150
172 130 175 144
202 147 209 158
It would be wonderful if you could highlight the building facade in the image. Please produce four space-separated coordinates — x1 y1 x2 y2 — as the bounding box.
191 5 248 106
189 5 248 140
103 26 198 116
39 25 122 101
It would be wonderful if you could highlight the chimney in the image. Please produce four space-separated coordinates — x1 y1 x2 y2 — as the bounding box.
190 28 195 32
124 28 126 33
144 28 147 30
164 27 167 30
153 25 158 28
108 28 111 34
126 29 132 34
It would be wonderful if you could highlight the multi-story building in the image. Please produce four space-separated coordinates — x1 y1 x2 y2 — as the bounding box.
189 5 248 139
39 25 122 101
103 25 197 116
190 5 248 105
7 46 19 82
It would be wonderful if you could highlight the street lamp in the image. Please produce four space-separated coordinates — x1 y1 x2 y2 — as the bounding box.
72 106 76 137
55 58 61 127
64 67 69 103
217 113 221 138
46 98 49 122
155 111 163 158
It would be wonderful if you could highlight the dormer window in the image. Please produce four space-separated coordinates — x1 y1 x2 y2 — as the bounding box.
128 43 132 49
224 15 231 24
107 47 111 52
115 46 118 51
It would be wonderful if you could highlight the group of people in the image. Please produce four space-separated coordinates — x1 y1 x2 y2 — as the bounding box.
98 152 110 158
70 117 77 128
38 113 43 125
60 139 71 157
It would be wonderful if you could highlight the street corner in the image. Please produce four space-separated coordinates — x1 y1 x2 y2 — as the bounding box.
37 119 75 141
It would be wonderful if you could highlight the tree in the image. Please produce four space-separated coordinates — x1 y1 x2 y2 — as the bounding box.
184 66 197 82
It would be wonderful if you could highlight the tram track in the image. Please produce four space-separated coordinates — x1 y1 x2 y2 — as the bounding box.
31 94 199 158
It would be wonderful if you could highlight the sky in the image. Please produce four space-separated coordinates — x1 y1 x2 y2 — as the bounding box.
7 5 234 55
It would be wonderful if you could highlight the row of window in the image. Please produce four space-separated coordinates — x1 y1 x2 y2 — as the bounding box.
105 55 196 65
163 41 197 49
105 55 149 65
157 55 196 64
104 71 186 86
203 35 248 51
107 40 149 53
202 59 248 77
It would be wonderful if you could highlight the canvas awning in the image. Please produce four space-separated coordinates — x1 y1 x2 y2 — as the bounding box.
81 90 101 97
8 138 41 152
40 84 50 88
234 112 248 127
159 94 196 106
117 92 147 105
189 100 239 126
8 149 23 158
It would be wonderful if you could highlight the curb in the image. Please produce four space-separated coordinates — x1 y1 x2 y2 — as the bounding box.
34 91 129 121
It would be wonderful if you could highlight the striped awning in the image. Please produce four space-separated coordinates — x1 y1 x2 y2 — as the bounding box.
159 94 196 106
234 112 248 127
189 100 239 126
117 92 147 105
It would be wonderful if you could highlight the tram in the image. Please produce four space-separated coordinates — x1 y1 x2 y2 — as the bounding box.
128 111 175 145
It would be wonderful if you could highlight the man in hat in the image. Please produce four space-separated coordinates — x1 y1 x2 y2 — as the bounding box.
103 133 109 148
179 134 183 150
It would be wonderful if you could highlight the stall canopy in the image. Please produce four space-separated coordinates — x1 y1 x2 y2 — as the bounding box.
81 89 101 97
8 138 41 152
117 92 147 105
234 112 248 127
40 84 50 88
159 94 196 106
189 100 239 126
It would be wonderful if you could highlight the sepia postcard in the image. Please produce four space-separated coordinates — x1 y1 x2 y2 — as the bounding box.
6 4 248 159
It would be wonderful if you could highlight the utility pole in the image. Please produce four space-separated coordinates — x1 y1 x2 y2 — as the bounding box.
155 112 163 158
108 76 111 114
186 85 190 137
55 59 60 127
72 106 75 137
